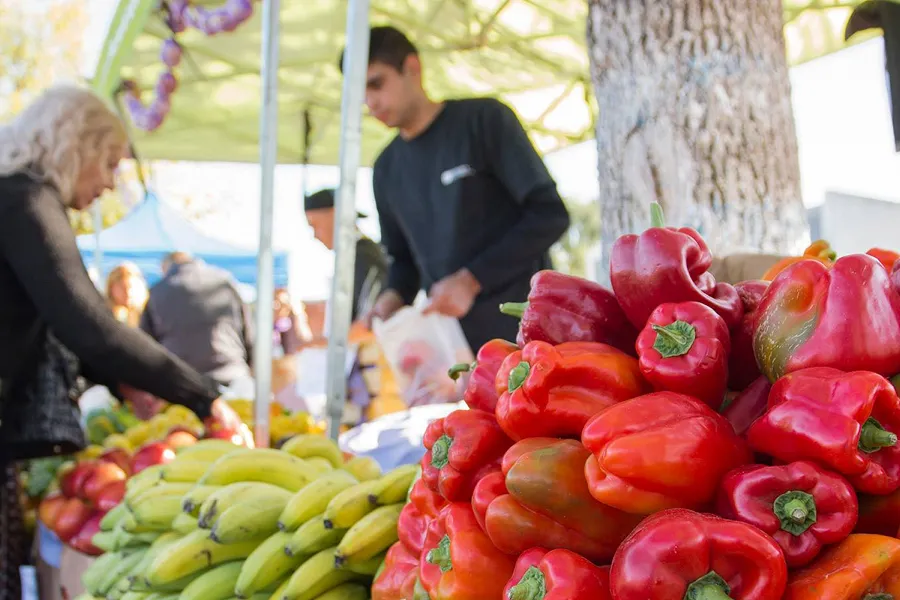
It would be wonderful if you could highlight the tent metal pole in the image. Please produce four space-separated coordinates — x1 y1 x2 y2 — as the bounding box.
325 0 370 441
252 0 280 449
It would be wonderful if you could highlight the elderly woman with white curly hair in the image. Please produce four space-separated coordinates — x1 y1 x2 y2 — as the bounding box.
0 85 245 594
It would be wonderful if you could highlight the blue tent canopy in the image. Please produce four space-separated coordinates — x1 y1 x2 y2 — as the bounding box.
77 193 289 289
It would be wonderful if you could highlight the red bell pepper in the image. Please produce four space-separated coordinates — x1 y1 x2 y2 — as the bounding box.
499 270 637 354
610 508 788 600
372 541 419 600
754 254 900 381
783 534 900 600
728 280 769 390
582 392 752 515
494 340 649 440
721 375 771 437
419 502 515 600
635 301 730 409
420 409 512 502
856 489 900 536
503 548 611 600
472 439 643 563
398 479 447 556
747 367 900 495
715 461 858 568
448 339 518 413
610 202 744 330
868 247 900 272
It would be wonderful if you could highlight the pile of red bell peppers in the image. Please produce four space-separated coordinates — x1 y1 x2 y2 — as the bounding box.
373 203 900 600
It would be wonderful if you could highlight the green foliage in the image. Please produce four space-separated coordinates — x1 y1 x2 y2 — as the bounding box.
551 199 601 279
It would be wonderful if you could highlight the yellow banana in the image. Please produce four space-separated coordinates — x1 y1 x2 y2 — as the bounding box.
280 435 344 468
277 470 358 532
179 561 244 600
198 448 314 492
120 593 151 600
159 459 210 483
342 550 387 576
120 513 157 534
341 456 381 482
144 595 180 600
210 487 292 544
334 503 402 567
181 484 221 516
126 482 194 511
124 532 184 591
234 531 305 598
310 583 370 600
144 529 261 587
100 502 128 531
370 464 419 506
198 482 267 529
285 516 346 557
125 465 164 495
322 480 380 530
107 575 134 600
172 512 199 534
129 490 185 530
269 579 290 600
175 439 241 462
304 457 335 477
279 546 356 600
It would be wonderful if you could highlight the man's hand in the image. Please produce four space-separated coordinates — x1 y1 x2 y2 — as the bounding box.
206 398 255 448
120 384 165 420
424 269 482 318
360 289 406 329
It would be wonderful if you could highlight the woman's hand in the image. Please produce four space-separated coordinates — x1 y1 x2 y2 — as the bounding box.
205 398 255 448
120 384 165 420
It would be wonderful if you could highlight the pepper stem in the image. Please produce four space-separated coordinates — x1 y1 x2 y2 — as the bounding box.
890 373 900 396
773 490 817 536
858 417 898 454
508 362 531 392
430 434 453 469
426 535 452 573
499 302 528 319
650 202 666 228
507 566 547 600
652 321 697 358
684 572 733 600
863 595 893 600
447 362 475 381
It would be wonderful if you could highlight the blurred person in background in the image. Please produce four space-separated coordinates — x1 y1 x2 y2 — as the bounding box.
273 287 312 356
140 252 254 390
0 86 244 597
341 26 570 351
304 188 388 339
106 261 148 327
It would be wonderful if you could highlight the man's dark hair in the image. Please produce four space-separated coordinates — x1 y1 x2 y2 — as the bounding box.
338 26 418 74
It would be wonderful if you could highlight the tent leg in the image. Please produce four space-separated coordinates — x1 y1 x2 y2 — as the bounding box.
325 0 371 442
252 0 280 449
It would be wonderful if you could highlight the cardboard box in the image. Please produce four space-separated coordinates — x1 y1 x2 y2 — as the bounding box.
58 545 94 600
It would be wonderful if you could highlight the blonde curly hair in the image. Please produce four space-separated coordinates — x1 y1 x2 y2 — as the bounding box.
0 85 128 205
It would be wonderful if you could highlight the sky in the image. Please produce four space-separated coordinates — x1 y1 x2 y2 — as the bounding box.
78 2 900 299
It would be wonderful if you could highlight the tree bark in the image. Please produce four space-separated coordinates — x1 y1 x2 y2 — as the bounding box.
587 0 808 283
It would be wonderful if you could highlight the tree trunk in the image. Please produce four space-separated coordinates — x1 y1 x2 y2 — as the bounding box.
587 0 808 283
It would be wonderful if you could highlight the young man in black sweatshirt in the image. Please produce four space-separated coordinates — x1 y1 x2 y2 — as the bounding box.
344 26 570 351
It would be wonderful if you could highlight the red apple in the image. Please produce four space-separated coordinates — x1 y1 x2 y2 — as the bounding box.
205 427 247 446
68 510 103 556
165 429 198 449
93 480 126 513
54 498 92 542
58 461 97 499
81 462 128 505
98 448 132 475
131 442 175 474
38 493 67 530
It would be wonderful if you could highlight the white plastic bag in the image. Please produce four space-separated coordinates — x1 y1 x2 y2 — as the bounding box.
373 307 474 407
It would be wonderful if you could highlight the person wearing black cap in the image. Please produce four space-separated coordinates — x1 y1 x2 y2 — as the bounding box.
339 26 570 351
305 188 389 321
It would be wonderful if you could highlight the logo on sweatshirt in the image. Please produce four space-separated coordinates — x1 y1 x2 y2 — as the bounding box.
440 164 476 186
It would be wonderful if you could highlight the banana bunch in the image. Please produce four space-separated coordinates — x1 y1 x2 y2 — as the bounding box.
281 435 344 469
126 482 194 530
341 456 382 482
277 470 358 532
179 561 244 600
209 484 293 544
285 515 346 557
333 503 402 568
181 484 221 516
143 529 262 587
278 546 360 600
198 448 315 492
81 547 147 597
234 531 304 598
